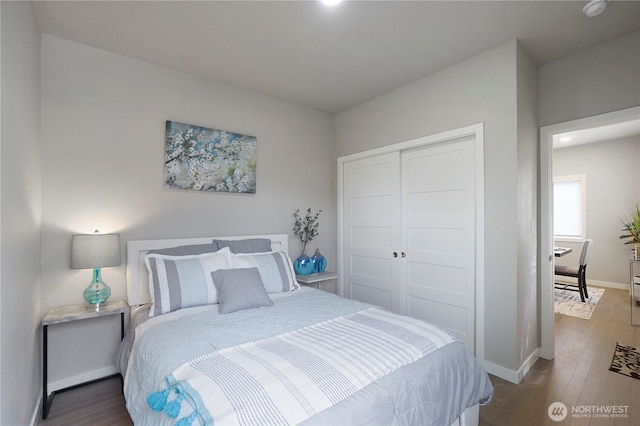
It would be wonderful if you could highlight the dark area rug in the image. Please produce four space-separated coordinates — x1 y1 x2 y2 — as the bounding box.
609 343 640 380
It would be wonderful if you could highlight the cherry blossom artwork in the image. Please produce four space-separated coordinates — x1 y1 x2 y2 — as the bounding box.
164 121 257 193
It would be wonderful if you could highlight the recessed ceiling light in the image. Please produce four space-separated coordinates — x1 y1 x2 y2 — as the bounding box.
320 0 343 6
583 0 608 17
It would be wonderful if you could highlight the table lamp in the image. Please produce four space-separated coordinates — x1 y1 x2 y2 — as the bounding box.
71 231 121 309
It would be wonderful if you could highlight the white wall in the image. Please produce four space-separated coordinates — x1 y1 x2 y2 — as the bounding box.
0 1 42 424
554 137 640 285
540 31 640 281
539 31 640 127
538 31 640 360
515 45 539 371
336 40 535 377
40 35 336 387
13 12 639 412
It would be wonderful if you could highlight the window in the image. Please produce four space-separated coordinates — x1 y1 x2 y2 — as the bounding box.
553 174 586 240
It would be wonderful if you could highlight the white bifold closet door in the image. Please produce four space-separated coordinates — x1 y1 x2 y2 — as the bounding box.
343 153 403 313
342 136 476 351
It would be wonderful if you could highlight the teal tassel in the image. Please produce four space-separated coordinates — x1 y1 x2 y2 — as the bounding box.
164 391 184 419
147 389 170 411
176 412 198 426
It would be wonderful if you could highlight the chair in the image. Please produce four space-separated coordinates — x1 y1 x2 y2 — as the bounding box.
555 239 593 302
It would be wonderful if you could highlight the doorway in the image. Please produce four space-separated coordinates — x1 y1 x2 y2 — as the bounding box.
539 106 640 359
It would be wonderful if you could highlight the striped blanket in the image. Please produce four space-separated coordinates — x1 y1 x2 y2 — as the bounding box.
147 307 458 426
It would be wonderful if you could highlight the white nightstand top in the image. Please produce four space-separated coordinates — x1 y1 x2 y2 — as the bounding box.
295 271 338 284
42 299 127 326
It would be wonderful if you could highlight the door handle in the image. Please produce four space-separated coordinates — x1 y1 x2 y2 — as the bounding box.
393 252 398 258
401 252 406 258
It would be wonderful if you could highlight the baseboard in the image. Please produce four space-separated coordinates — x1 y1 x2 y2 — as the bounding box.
554 276 628 291
29 395 42 426
483 360 519 384
48 365 117 393
518 349 540 382
483 349 539 385
32 366 117 425
587 279 629 291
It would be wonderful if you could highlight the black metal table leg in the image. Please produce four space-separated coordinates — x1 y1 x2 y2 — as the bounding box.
41 300 127 418
120 312 125 393
42 324 55 419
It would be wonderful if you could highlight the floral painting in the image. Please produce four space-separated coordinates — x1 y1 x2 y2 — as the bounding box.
164 121 257 193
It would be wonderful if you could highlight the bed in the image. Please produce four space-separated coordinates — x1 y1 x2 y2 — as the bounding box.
119 234 493 426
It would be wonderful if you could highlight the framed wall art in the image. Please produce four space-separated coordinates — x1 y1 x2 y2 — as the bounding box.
164 121 257 194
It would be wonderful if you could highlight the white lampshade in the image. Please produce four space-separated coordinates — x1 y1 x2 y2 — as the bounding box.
70 233 122 269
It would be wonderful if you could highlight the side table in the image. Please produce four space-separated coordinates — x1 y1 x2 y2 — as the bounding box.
42 299 127 419
631 260 640 327
296 271 338 291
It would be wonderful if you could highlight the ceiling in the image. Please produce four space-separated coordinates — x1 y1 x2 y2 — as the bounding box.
33 1 640 115
553 119 640 149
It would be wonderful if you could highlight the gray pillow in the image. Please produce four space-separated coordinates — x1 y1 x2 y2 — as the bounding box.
213 238 272 254
147 243 218 256
212 267 273 314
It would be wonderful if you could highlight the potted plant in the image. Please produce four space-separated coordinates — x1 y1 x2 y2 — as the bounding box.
620 203 640 260
292 208 321 274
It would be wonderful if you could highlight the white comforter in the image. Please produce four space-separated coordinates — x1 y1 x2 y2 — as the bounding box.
122 288 493 425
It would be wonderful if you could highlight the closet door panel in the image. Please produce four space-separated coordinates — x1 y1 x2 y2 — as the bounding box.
406 297 469 337
402 137 476 349
343 153 402 312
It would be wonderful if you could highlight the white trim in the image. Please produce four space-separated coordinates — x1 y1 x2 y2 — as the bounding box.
47 365 117 393
337 123 485 364
126 234 289 306
540 106 640 360
554 236 585 243
29 396 40 426
475 126 486 368
483 348 539 385
482 360 519 384
336 161 345 299
584 280 628 291
518 349 540 383
540 122 555 360
338 124 483 163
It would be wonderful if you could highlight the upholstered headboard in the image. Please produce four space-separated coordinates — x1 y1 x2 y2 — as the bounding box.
126 234 289 306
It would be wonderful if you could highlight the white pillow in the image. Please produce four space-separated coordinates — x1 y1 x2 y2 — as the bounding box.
145 247 231 317
230 251 299 293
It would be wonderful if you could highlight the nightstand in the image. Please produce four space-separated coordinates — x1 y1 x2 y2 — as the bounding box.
631 260 640 327
42 299 127 419
296 271 338 290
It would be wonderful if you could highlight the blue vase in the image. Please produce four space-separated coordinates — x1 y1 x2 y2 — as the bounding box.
311 248 326 273
294 251 314 275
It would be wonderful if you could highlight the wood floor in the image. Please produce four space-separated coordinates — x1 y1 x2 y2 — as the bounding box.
37 377 131 426
37 287 639 426
480 287 640 426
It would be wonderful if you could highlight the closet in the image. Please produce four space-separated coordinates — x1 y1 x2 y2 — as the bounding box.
338 125 483 354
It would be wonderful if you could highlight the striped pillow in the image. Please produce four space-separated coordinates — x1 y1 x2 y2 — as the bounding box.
145 247 231 317
230 251 299 293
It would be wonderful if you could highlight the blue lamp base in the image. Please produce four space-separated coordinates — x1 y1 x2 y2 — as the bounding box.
84 268 111 309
